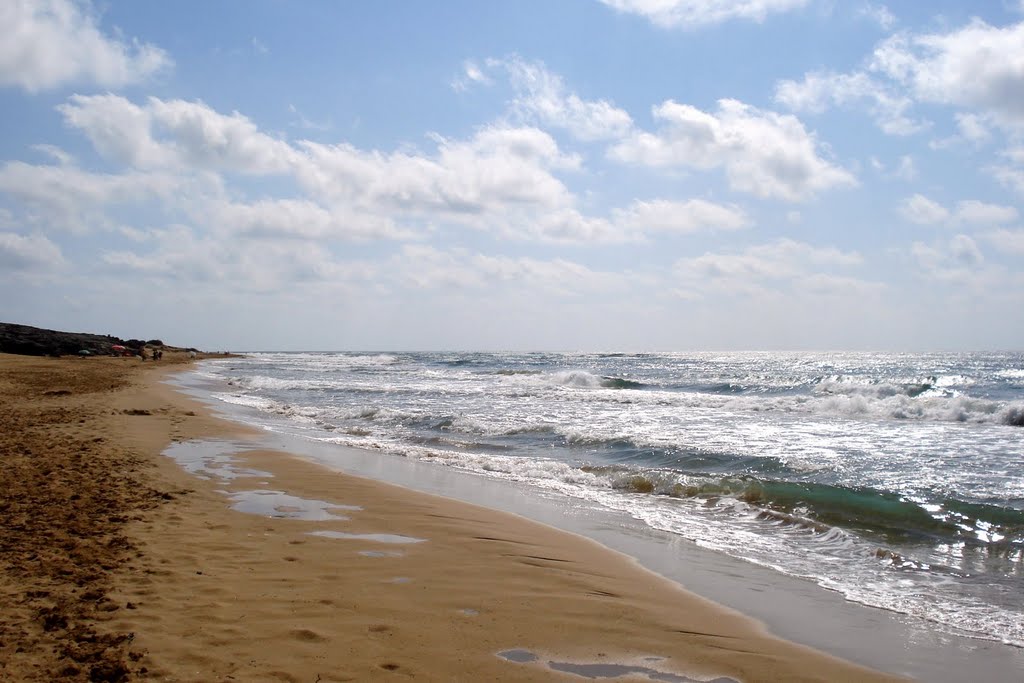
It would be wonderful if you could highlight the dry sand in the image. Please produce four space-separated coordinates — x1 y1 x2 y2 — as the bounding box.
0 352 909 682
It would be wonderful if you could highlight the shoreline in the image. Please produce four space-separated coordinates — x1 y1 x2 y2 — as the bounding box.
2 352 907 681
174 360 1024 683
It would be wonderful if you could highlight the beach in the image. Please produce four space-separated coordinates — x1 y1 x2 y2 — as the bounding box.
0 352 912 682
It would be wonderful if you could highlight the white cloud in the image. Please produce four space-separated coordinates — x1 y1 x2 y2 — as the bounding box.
39 93 621 244
610 98 856 201
672 238 869 299
908 238 1019 299
982 228 1024 254
147 97 298 173
3 91 808 259
388 245 626 295
870 19 1024 128
677 239 861 281
612 198 750 234
799 272 886 297
954 199 1019 226
774 71 926 135
211 198 412 241
911 235 986 277
0 0 171 92
954 113 992 144
899 194 950 224
31 143 74 165
100 224 352 291
58 94 298 173
58 94 173 167
599 0 811 28
989 149 1024 195
949 234 984 266
898 194 1018 227
857 4 896 31
892 155 917 180
451 60 492 92
0 231 64 271
778 18 1024 139
496 57 634 140
990 164 1024 195
515 208 617 243
0 160 181 232
297 125 577 221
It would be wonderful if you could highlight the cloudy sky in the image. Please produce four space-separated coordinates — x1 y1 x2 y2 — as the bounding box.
2 0 1023 351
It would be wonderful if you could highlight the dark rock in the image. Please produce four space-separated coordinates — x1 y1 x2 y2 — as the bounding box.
0 323 188 358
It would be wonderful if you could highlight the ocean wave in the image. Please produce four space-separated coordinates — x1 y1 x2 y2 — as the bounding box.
997 368 1024 380
543 370 645 390
617 474 1024 550
813 375 949 399
209 392 280 411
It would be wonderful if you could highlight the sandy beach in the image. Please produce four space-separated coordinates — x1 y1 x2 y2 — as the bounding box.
0 352 907 682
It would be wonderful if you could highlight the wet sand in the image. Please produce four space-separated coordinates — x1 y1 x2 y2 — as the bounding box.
0 352 906 682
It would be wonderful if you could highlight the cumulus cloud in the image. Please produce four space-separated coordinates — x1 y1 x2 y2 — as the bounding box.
774 71 926 135
870 19 1024 128
0 0 171 92
0 231 64 271
296 125 577 221
777 18 1024 138
0 160 182 232
496 56 634 140
599 0 810 29
954 113 993 144
55 95 601 242
59 94 298 173
610 98 856 201
36 92 746 245
899 194 949 224
898 194 1018 227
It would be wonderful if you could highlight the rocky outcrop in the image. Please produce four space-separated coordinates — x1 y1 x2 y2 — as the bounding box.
0 323 181 357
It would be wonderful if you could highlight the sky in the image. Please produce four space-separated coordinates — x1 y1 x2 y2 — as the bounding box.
1 0 1024 352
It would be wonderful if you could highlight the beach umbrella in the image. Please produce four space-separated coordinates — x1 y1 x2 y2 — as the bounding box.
78 349 91 356
111 344 126 351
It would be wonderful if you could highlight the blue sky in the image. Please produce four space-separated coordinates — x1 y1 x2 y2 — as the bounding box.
2 0 1023 351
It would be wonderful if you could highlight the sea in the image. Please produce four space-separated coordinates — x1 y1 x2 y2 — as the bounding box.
189 351 1024 650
